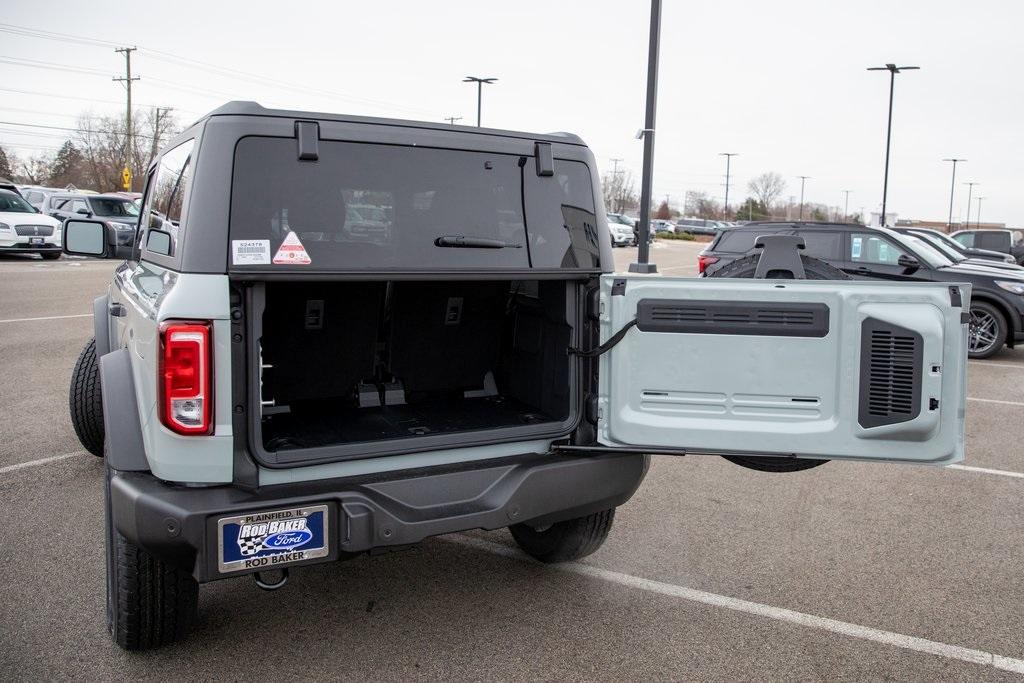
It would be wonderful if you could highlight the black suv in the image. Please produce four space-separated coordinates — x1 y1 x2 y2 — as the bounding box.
46 192 139 246
700 221 1024 358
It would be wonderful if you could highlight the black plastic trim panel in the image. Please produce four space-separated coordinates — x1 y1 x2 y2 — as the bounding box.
635 299 830 337
858 318 923 428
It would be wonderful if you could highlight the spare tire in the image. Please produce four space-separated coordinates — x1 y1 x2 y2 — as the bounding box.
707 252 851 472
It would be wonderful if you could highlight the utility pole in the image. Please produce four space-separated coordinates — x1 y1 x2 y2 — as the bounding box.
114 46 139 190
842 190 851 221
719 152 737 215
976 196 985 229
629 0 661 274
462 76 497 127
963 181 979 230
868 64 919 228
610 157 623 177
797 176 811 219
147 106 172 165
943 158 966 230
444 116 462 125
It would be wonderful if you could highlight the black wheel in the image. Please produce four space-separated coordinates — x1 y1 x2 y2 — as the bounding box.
967 301 1007 359
40 251 61 260
106 471 199 650
69 338 104 457
709 252 850 472
509 508 615 563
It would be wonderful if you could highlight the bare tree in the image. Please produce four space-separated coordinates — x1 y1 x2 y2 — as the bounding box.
19 155 52 185
747 172 786 210
76 107 180 192
685 190 722 219
601 170 639 214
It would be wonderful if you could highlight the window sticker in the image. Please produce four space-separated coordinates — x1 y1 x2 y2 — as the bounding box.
851 236 862 259
272 231 312 265
232 239 271 265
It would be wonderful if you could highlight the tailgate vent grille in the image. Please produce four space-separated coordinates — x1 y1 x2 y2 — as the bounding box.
858 319 922 428
636 299 829 337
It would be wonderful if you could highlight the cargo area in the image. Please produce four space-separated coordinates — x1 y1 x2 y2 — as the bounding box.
252 280 577 459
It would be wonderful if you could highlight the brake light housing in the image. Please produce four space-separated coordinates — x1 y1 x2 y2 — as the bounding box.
698 254 719 274
159 321 213 435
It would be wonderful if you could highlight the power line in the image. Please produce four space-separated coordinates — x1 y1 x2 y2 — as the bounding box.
0 22 441 117
0 120 160 140
0 86 190 112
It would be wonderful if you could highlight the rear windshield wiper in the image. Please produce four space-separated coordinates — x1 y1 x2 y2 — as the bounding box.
434 235 522 249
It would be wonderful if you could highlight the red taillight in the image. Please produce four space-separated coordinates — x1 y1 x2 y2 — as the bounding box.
698 254 719 274
160 321 213 435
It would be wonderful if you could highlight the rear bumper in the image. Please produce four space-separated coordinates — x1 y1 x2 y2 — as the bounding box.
110 451 649 583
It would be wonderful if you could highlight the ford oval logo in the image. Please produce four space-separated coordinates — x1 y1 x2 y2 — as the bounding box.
261 529 313 551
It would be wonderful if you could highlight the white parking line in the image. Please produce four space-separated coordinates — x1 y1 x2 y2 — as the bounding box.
0 451 87 475
0 313 90 324
948 464 1024 479
967 397 1024 407
969 361 1024 370
448 535 1024 675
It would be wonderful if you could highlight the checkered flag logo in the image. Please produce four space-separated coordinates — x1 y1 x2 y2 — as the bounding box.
237 535 264 556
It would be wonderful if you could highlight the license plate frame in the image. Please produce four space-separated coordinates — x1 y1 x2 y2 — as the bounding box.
29 237 44 246
217 504 329 574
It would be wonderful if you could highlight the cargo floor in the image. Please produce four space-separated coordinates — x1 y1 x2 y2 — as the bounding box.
262 396 557 451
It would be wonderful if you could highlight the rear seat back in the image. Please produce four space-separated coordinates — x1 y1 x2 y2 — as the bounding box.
389 282 508 394
262 282 384 403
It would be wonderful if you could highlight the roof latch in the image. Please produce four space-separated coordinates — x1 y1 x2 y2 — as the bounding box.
534 142 554 177
295 121 319 161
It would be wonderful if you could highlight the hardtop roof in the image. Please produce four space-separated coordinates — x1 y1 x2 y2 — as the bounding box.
190 101 586 146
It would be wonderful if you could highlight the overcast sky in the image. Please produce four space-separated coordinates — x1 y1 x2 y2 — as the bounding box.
2 0 1021 225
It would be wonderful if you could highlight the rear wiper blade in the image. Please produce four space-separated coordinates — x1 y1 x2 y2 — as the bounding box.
434 235 522 249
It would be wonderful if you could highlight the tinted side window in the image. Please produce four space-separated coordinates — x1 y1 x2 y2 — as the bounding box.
798 231 842 260
141 139 195 258
714 230 760 253
850 233 906 265
976 232 1009 251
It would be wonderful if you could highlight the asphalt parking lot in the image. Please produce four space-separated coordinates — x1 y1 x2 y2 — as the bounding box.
2 242 1022 680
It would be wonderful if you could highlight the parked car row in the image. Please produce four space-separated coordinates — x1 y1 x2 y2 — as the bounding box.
698 221 1024 358
951 228 1024 265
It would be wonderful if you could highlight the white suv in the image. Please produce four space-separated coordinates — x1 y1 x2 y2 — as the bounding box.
0 189 62 259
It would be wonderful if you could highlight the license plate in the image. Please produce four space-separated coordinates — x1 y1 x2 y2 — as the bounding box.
29 237 44 246
217 504 329 574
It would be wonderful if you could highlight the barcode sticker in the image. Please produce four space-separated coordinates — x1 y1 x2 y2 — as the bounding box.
232 239 271 265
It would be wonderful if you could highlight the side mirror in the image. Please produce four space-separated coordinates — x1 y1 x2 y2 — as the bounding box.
63 219 121 258
897 254 920 271
76 207 92 216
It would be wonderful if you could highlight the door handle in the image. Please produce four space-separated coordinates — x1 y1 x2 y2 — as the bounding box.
109 303 126 317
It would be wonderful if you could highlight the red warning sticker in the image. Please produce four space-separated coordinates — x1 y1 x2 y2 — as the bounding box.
272 231 312 265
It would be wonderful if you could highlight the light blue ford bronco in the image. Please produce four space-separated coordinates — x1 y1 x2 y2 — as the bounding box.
63 102 970 650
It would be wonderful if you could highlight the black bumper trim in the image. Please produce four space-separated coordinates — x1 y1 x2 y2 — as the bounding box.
110 451 649 583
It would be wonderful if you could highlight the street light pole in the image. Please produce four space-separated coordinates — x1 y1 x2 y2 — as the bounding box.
629 0 662 274
842 189 851 220
462 76 497 127
797 176 810 219
976 196 985 229
963 181 979 230
719 152 738 215
943 158 966 230
868 64 919 228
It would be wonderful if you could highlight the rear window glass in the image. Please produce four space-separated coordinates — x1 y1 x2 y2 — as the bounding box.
229 137 599 271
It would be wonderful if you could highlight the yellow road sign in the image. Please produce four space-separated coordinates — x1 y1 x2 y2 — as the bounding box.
121 167 132 190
